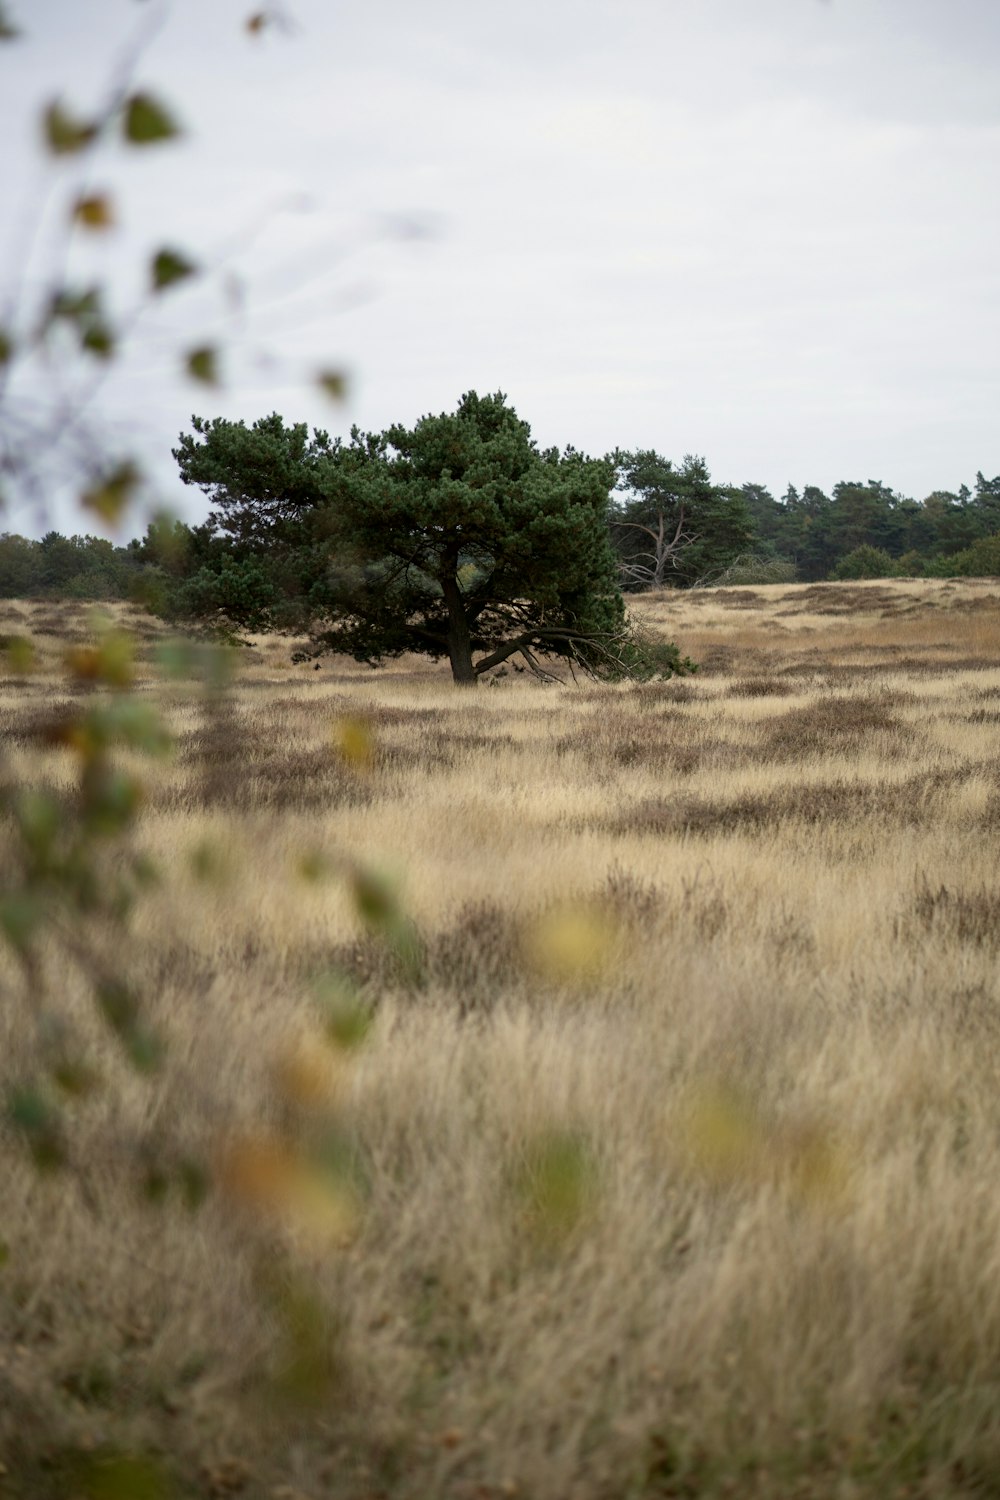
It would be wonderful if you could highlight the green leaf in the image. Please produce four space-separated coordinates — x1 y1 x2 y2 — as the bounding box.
4 633 34 672
46 284 115 358
52 1058 102 1097
95 981 164 1073
150 247 197 292
124 1024 165 1074
72 1449 171 1500
185 345 219 385
141 1164 170 1204
0 891 41 952
99 698 171 755
80 322 115 359
13 787 61 856
96 979 139 1035
42 98 98 155
349 866 399 928
316 368 348 402
154 638 197 679
122 92 180 145
314 973 373 1051
0 327 13 363
82 460 141 525
178 1157 210 1210
131 854 162 888
82 766 143 834
48 284 101 324
7 1088 67 1171
8 1088 52 1134
187 838 229 884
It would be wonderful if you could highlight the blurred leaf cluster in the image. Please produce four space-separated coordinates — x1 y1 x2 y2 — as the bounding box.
2 618 172 1169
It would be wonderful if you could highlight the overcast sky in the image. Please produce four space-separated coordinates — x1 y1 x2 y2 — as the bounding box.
2 0 998 537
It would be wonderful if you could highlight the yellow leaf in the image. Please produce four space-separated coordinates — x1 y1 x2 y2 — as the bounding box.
72 192 114 231
95 630 135 688
81 461 140 526
513 1129 597 1245
679 1081 848 1205
219 1137 298 1213
65 645 102 682
4 635 34 674
218 1137 362 1246
332 714 373 770
285 1162 362 1247
273 1040 343 1108
521 902 620 985
42 98 97 155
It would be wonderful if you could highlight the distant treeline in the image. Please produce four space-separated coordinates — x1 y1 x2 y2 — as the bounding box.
3 467 999 605
739 472 1000 583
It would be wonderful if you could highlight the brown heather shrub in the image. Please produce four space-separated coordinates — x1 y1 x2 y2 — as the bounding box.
0 702 80 746
728 675 796 697
604 770 970 838
762 694 907 759
905 881 1000 948
778 584 905 616
657 679 698 702
428 900 524 1014
695 644 740 674
712 588 766 609
171 727 373 813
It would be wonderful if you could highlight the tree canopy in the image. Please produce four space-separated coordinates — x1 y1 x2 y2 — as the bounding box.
173 392 682 684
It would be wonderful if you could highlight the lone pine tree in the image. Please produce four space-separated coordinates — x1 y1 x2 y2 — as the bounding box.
174 391 687 684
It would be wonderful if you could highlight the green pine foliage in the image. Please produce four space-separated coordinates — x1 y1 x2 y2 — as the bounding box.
173 392 683 684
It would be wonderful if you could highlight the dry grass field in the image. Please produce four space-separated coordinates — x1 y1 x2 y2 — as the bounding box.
3 576 1000 1500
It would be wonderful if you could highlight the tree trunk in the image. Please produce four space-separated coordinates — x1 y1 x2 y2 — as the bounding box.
441 574 477 685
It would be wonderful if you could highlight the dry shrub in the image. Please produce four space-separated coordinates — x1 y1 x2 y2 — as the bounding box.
174 722 372 812
712 588 766 609
728 676 795 697
605 771 967 838
428 900 523 1014
696 644 740 674
655 679 698 703
762 694 906 759
904 881 1000 948
0 702 80 746
778 584 905 616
